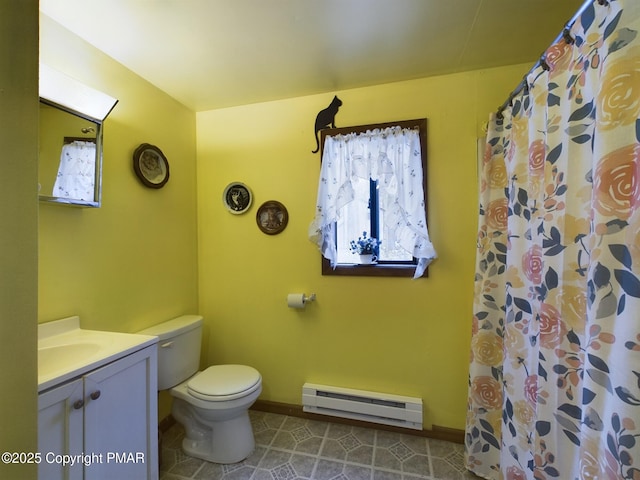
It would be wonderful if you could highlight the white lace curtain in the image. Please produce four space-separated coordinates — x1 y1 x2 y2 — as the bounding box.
53 140 96 201
309 126 436 278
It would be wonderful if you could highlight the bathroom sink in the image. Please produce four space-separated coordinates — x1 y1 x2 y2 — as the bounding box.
38 316 157 392
38 342 101 378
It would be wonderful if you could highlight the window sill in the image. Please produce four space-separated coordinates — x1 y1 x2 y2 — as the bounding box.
321 258 425 278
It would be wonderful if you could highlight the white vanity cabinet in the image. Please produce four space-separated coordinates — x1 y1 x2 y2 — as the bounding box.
38 378 84 479
38 344 158 480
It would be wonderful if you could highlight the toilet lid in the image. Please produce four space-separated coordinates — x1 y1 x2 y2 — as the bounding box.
187 365 261 401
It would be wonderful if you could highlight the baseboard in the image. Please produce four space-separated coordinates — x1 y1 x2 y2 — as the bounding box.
159 414 176 433
251 399 465 444
159 400 465 444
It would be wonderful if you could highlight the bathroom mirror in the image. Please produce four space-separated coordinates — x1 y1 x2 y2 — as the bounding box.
39 63 118 208
38 100 103 207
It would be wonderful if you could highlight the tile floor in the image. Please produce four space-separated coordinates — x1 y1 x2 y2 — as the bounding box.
160 410 480 480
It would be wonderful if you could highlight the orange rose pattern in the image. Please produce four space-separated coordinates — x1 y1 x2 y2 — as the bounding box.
506 466 528 480
538 302 567 349
528 139 546 178
522 245 543 284
466 3 640 480
471 331 503 366
545 39 573 75
470 376 503 410
486 198 509 231
557 285 587 333
598 47 640 131
593 143 640 220
523 375 539 406
488 157 508 189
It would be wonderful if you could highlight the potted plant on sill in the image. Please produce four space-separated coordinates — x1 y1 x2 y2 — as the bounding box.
349 231 380 264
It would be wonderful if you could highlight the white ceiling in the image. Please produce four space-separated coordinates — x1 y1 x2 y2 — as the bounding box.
40 0 586 112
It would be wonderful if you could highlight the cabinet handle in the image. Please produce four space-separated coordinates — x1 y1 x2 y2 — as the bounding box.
90 390 101 401
73 399 84 410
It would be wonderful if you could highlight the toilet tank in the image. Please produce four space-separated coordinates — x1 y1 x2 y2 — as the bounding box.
138 314 203 390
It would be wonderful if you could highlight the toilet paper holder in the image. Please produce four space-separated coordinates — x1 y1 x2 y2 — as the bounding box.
287 293 316 308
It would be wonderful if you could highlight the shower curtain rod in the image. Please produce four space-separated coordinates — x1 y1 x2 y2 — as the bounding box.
496 0 600 117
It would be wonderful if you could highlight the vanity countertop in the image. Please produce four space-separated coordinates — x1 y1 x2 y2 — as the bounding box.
38 316 157 392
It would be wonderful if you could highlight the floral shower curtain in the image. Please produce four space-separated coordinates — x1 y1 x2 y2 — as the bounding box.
466 1 640 479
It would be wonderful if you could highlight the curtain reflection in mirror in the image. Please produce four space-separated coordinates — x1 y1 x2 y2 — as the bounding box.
53 140 96 201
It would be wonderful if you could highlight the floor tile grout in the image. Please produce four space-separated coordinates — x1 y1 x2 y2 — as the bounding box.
160 410 478 480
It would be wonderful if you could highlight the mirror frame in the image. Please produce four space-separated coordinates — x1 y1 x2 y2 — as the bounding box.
39 98 104 208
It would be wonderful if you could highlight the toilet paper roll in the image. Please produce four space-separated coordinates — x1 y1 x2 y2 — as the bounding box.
287 293 306 308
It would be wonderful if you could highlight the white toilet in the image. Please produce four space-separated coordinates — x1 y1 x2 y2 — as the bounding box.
139 315 262 464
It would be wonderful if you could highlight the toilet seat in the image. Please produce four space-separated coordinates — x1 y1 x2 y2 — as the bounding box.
187 365 261 401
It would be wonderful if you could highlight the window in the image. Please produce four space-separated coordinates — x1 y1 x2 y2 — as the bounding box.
309 119 436 278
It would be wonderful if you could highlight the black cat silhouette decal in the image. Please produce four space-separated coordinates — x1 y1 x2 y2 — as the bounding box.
312 96 342 154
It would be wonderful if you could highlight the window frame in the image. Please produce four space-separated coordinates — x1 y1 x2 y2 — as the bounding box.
319 118 429 278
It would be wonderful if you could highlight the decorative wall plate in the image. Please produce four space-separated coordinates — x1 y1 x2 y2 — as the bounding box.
256 200 288 235
133 143 170 189
223 182 252 214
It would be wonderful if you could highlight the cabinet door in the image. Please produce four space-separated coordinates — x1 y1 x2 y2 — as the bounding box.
38 379 84 480
83 345 158 480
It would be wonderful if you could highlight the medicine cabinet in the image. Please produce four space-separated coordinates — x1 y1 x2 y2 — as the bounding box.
39 64 118 208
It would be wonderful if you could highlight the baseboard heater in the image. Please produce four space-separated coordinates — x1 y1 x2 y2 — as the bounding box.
302 383 423 430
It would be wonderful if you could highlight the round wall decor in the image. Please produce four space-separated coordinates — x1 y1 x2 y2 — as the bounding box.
223 182 252 214
133 143 170 189
256 200 288 235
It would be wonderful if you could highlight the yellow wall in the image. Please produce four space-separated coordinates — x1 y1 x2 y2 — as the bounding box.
38 12 530 432
38 16 199 421
196 65 527 430
38 15 199 336
0 1 39 479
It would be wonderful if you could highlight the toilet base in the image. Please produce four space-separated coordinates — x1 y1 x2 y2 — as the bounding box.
172 396 257 464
